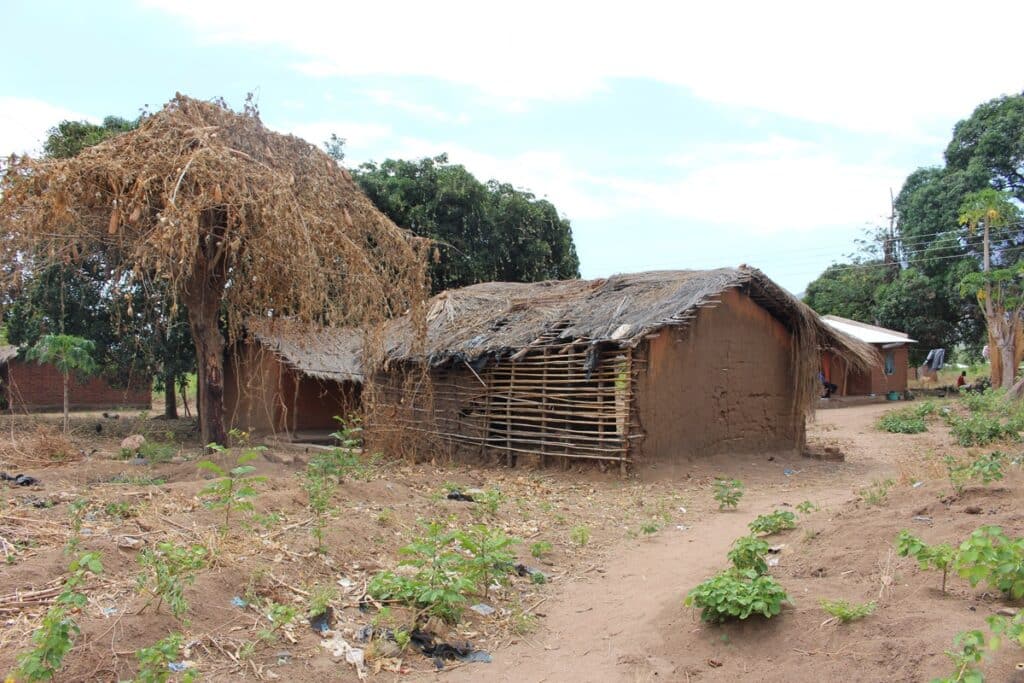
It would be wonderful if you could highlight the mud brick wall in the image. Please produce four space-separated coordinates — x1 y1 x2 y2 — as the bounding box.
634 288 803 461
4 360 151 411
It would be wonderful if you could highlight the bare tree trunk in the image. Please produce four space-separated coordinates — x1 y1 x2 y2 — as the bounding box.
62 371 69 433
999 340 1016 390
187 300 227 447
163 373 178 419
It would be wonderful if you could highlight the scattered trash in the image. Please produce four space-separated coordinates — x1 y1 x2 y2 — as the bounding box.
103 412 121 420
512 563 548 582
912 481 924 488
675 524 689 531
309 606 335 634
231 597 247 608
168 662 193 673
102 607 119 617
783 468 800 477
320 632 367 680
767 544 785 554
276 651 291 665
912 515 933 524
355 624 374 642
470 603 495 616
409 630 491 669
767 557 780 567
24 496 53 508
337 576 354 589
678 507 687 514
446 491 475 502
1 473 39 487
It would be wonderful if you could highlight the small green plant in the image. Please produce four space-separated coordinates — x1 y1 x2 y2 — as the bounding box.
107 474 166 486
376 508 395 527
946 452 1005 495
197 443 266 532
934 629 987 683
640 519 663 535
530 540 553 559
137 542 207 619
512 610 539 635
137 441 177 463
727 535 770 575
472 489 504 518
955 525 1024 599
134 632 196 683
456 524 520 598
368 521 475 623
65 499 89 554
795 500 818 514
13 552 103 682
308 447 365 481
104 501 136 519
570 525 591 547
878 408 927 434
859 478 894 506
748 510 797 536
713 478 744 510
307 585 336 620
819 599 876 623
684 569 789 623
304 468 336 554
896 530 956 593
260 602 299 640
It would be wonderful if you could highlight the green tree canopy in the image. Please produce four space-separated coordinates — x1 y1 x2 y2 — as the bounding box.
26 334 97 431
354 154 580 293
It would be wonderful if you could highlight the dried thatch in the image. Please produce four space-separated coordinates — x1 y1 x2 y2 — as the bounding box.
0 93 429 442
247 320 363 382
253 267 877 417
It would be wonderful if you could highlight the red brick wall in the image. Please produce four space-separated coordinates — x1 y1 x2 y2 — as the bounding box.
3 360 151 411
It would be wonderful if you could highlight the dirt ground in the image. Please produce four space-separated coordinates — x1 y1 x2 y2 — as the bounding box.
1 403 1022 682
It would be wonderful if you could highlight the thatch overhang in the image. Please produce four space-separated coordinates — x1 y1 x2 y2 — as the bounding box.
249 266 878 386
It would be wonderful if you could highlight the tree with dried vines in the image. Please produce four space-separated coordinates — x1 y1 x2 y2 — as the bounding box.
0 93 428 444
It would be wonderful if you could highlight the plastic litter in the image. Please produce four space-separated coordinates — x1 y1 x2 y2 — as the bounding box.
1 472 39 487
168 662 190 673
231 596 247 608
276 651 291 664
783 469 799 477
410 630 491 669
446 491 475 502
470 603 495 616
309 606 335 634
320 632 367 680
767 544 785 553
912 481 924 488
355 624 374 642
912 515 933 523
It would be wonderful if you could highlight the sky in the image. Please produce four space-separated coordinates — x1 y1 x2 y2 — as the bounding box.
3 0 1023 294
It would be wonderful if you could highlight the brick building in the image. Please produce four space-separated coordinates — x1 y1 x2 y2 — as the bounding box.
819 316 915 397
0 345 152 412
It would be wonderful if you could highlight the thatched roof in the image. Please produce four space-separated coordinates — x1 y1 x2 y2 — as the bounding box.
250 267 877 382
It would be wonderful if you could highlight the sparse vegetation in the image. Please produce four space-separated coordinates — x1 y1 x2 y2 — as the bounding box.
896 530 956 593
859 478 894 506
685 569 789 623
712 478 744 510
136 543 207 620
134 633 196 683
570 525 591 547
819 599 876 623
795 500 818 514
748 510 797 536
197 443 267 533
530 540 553 559
945 451 1005 495
727 535 770 575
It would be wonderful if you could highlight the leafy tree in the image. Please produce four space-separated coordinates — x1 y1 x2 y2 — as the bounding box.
802 261 888 323
354 154 580 293
959 189 1024 387
26 335 97 432
3 114 196 418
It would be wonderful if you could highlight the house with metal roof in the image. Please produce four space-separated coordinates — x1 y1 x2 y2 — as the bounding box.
819 315 916 397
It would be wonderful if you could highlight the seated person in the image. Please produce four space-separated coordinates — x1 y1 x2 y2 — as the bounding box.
819 371 838 398
956 371 968 390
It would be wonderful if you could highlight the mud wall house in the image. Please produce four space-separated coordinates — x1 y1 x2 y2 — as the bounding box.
0 345 151 412
224 326 362 437
296 267 875 469
818 315 915 397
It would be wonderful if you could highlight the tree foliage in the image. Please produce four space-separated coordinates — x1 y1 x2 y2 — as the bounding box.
354 154 580 293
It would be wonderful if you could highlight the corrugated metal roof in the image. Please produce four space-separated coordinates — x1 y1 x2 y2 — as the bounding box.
821 315 916 345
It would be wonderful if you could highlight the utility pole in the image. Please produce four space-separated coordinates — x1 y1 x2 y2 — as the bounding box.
882 188 898 283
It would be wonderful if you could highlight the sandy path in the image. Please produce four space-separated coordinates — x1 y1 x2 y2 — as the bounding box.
440 403 903 683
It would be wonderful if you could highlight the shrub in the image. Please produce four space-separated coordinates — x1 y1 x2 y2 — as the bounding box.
712 478 744 510
947 412 1020 447
748 510 797 536
727 535 770 575
137 542 207 619
570 525 591 547
819 599 876 623
135 633 195 683
946 451 1006 495
795 500 818 514
896 530 956 593
530 540 553 559
684 569 789 623
955 525 1024 599
878 408 927 434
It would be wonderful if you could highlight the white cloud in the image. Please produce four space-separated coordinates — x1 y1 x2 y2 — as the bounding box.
361 89 469 124
141 0 1024 137
273 120 394 152
0 97 95 157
